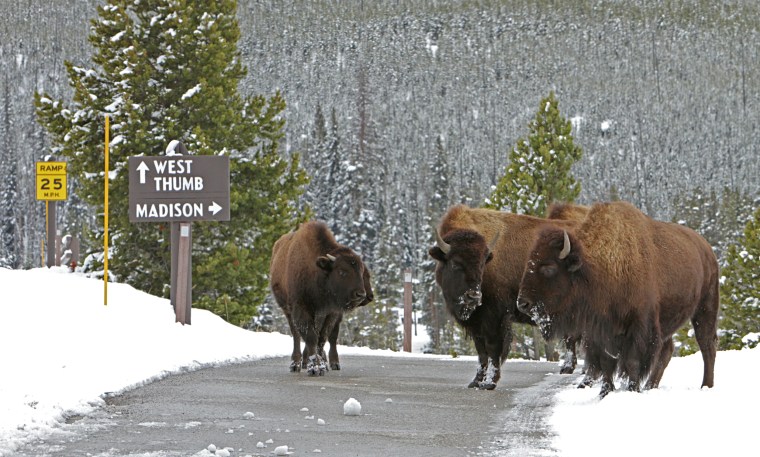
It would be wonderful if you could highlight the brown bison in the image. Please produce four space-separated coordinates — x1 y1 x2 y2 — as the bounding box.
428 204 587 389
270 221 373 376
517 201 719 398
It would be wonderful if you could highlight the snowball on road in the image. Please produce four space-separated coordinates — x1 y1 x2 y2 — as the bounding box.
343 397 362 416
0 267 757 457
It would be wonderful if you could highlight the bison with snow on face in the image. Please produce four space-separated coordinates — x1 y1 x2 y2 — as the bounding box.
517 201 719 398
270 221 373 376
428 204 587 390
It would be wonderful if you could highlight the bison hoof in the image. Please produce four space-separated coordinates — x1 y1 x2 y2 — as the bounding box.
577 375 594 389
307 365 326 376
467 381 479 388
477 382 497 390
289 361 301 372
306 356 326 376
330 363 341 371
598 381 615 399
559 365 576 375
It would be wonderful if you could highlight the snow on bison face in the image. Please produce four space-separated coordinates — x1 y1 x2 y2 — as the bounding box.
517 228 583 340
429 229 493 322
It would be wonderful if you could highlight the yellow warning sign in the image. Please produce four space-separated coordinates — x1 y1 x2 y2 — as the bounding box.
36 162 68 200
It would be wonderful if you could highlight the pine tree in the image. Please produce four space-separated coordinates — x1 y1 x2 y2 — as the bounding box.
671 186 755 262
34 0 308 326
0 158 18 268
484 91 583 359
485 91 583 215
303 105 349 238
719 206 760 350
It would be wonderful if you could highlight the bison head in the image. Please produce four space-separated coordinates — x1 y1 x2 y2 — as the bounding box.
517 227 584 339
428 228 495 322
317 250 370 310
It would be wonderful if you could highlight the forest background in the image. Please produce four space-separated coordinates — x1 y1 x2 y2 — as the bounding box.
1 0 759 358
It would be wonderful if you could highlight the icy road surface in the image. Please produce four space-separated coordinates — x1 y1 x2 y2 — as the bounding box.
15 355 574 456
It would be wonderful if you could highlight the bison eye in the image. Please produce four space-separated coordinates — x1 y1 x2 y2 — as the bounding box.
450 262 461 271
539 264 558 278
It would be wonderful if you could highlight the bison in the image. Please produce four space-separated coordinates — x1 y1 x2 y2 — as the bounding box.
517 201 719 398
270 221 373 376
428 204 587 389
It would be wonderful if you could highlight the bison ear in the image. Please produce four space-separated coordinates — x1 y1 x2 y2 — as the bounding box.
429 246 447 262
316 256 334 271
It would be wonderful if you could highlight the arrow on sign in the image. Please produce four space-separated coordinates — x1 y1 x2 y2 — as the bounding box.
137 161 150 184
209 201 223 216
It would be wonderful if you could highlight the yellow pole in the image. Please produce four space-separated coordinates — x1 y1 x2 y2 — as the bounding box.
104 115 109 306
44 201 48 267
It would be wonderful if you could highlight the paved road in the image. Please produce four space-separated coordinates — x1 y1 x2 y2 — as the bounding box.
16 355 578 457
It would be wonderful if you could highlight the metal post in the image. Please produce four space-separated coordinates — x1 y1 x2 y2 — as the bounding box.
403 268 413 352
46 201 56 268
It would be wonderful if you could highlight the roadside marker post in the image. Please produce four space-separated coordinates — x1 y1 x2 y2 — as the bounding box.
104 115 110 306
403 268 413 352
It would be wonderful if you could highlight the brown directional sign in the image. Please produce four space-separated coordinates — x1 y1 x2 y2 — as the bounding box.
128 155 230 222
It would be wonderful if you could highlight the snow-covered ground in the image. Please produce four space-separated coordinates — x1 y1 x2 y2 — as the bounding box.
1 267 756 456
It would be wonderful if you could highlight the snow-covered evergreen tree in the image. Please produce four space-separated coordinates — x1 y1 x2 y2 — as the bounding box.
719 206 760 350
0 157 18 268
485 91 583 215
303 105 352 238
671 186 755 262
34 0 308 326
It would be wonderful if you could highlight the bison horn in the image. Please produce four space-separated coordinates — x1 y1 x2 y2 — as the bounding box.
558 230 571 260
434 228 451 255
326 254 336 262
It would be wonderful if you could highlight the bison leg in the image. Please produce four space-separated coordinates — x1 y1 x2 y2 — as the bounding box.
577 373 596 389
559 335 579 374
284 312 302 372
301 325 326 376
599 377 616 398
327 314 343 371
577 354 599 388
477 324 510 390
468 337 489 388
478 358 501 390
692 288 719 389
587 345 617 399
468 365 487 388
645 338 674 390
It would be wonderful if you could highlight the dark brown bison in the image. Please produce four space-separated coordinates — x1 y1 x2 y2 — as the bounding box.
517 201 719 398
428 204 587 389
270 221 373 376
